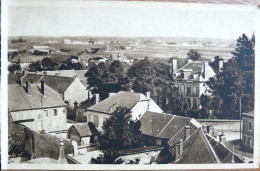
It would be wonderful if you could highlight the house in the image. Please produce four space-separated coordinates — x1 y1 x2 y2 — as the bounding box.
20 73 89 106
84 91 163 131
67 122 98 146
29 46 50 54
39 75 89 106
170 59 216 110
8 82 67 133
242 110 254 149
140 111 200 146
11 55 47 69
139 111 243 163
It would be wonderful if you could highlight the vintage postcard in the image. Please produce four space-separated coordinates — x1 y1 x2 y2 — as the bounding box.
1 0 259 170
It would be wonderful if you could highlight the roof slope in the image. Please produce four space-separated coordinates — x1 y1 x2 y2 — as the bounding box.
242 110 254 118
158 116 191 139
178 129 218 164
8 73 23 84
21 73 42 83
88 91 141 114
9 84 66 111
72 122 98 137
40 75 75 93
140 111 174 137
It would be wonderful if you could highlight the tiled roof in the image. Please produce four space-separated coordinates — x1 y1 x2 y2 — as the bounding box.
88 91 142 114
8 72 23 84
140 111 198 140
8 83 66 111
158 116 191 139
140 111 174 137
40 75 75 93
21 73 43 84
177 128 219 164
173 61 215 81
72 122 98 137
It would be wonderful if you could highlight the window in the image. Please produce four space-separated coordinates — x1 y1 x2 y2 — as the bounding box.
94 116 99 127
53 109 57 116
187 98 191 108
192 98 198 110
192 86 197 96
249 121 252 131
44 110 48 117
243 135 247 144
180 85 185 95
186 86 191 96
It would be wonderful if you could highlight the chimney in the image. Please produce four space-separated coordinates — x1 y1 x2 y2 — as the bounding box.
180 139 184 157
218 131 226 143
185 123 191 140
231 146 235 163
25 81 29 93
95 94 100 104
73 100 78 109
204 61 209 79
146 92 150 99
175 143 180 160
41 80 44 95
219 60 224 72
23 69 28 76
17 79 21 86
172 59 177 74
209 126 214 136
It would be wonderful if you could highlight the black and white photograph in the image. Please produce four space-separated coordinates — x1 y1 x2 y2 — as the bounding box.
1 0 259 169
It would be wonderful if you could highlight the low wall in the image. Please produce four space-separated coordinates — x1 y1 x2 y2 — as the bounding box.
197 119 242 141
25 131 74 160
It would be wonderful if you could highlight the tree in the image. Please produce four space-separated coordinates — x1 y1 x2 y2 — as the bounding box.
59 56 83 70
8 64 21 73
28 61 42 72
207 59 245 119
86 61 130 100
187 50 201 61
41 57 58 71
232 33 255 71
96 107 143 163
209 56 224 74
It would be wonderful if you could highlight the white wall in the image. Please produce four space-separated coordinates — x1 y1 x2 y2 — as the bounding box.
10 106 67 132
64 78 89 106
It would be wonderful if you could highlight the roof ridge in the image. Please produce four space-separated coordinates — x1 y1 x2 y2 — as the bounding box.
175 128 201 163
201 131 221 163
157 115 175 137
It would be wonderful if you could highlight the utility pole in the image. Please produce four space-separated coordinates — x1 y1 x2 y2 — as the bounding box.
239 97 242 145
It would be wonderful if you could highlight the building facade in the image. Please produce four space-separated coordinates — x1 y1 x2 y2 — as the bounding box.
8 83 67 133
171 60 216 110
242 110 254 149
84 91 163 131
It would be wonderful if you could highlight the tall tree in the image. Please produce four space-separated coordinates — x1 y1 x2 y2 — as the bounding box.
85 61 130 100
187 50 201 61
207 59 245 119
94 107 142 164
41 57 58 71
28 61 42 72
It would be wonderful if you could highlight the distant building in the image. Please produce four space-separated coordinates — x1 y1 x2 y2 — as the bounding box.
8 83 67 133
29 46 50 54
171 60 216 110
242 110 254 149
109 54 134 64
67 122 98 146
88 57 108 65
84 91 163 131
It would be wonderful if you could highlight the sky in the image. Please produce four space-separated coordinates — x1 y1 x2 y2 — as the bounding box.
7 0 257 39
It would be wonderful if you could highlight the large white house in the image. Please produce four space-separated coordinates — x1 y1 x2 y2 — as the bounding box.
84 91 163 131
8 82 67 133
